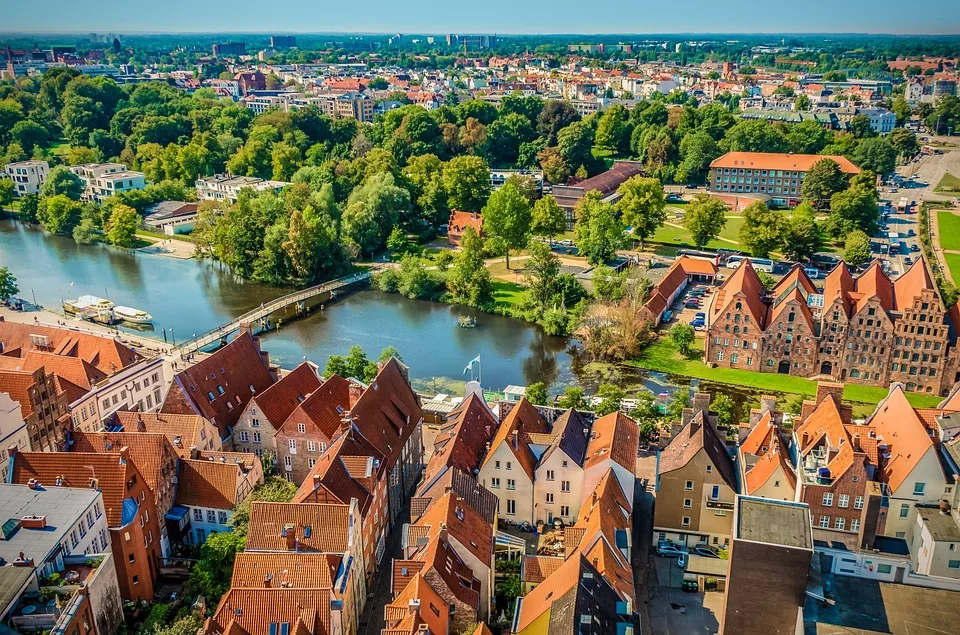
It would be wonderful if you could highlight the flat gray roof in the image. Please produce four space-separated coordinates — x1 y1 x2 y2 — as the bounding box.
916 505 960 542
736 496 813 550
0 484 99 565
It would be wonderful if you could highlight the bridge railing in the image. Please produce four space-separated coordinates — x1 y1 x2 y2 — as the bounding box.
177 266 381 352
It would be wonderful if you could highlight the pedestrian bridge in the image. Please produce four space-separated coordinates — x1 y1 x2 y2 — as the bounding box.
176 267 380 353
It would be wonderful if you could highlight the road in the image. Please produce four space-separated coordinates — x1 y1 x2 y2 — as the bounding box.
894 137 960 204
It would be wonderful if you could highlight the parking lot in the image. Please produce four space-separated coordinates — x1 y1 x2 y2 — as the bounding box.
658 284 715 332
648 583 723 635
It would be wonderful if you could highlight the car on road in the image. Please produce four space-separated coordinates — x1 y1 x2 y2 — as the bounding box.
693 545 720 558
656 542 688 557
685 184 698 189
666 193 683 203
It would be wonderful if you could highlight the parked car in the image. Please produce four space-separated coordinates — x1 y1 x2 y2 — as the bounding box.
677 552 686 568
911 244 920 252
908 229 916 237
690 318 705 330
663 310 673 322
656 543 688 557
685 184 698 189
693 545 720 558
905 256 913 265
684 301 701 309
695 312 706 320
666 193 683 203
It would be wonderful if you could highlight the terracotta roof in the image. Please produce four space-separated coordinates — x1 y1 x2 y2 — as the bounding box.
413 491 492 566
69 430 175 504
292 432 375 516
14 351 105 402
824 263 855 318
481 397 548 480
710 259 768 326
710 152 860 174
584 411 639 474
513 554 584 632
744 446 797 495
411 534 481 610
383 574 448 635
521 555 564 584
348 358 422 471
412 468 498 525
0 369 42 417
740 411 776 457
230 552 336 590
162 332 274 436
177 456 257 509
10 451 142 527
208 588 330 635
252 362 322 430
0 320 144 376
448 211 484 237
675 256 719 277
278 375 351 441
658 411 737 490
245 502 352 553
794 395 857 480
893 258 938 311
940 383 960 411
113 411 216 450
420 393 498 491
869 385 939 493
581 536 634 602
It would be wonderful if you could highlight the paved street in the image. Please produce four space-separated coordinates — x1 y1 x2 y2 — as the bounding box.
358 501 411 635
634 450 657 633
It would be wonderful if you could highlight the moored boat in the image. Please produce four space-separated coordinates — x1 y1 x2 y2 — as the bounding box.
114 306 153 324
63 295 114 315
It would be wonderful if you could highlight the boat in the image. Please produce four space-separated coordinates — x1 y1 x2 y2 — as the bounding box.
114 306 153 324
63 295 114 315
457 315 477 328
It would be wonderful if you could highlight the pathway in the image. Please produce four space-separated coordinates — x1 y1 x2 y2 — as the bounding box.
135 234 195 259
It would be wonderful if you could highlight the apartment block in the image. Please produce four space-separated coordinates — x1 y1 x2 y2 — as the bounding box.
69 163 145 203
708 151 859 206
706 259 960 396
195 173 290 203
4 160 49 196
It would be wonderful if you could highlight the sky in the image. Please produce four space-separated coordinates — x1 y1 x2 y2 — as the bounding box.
4 0 960 35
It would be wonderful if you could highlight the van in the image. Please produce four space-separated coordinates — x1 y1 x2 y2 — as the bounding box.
804 267 820 280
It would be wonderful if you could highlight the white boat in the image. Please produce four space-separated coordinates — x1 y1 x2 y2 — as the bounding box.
114 306 153 324
63 295 114 315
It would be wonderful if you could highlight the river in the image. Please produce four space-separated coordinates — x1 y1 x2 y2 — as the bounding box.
1 219 771 419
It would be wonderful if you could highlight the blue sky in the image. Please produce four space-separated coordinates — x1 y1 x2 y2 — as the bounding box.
4 0 960 35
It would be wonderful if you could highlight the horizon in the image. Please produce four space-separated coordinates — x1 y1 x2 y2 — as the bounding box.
3 30 960 38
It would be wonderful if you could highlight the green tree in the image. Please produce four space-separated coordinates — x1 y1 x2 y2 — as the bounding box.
669 322 695 355
530 195 567 242
892 95 911 125
557 121 595 175
526 381 548 406
800 159 849 209
849 114 876 139
482 181 531 269
443 155 490 213
574 191 623 265
18 193 39 224
783 202 824 262
594 383 625 416
447 227 492 306
434 249 455 271
40 166 83 201
616 176 666 248
105 204 139 247
595 105 631 152
524 241 561 313
189 531 245 605
39 194 82 235
342 172 410 257
683 194 727 249
888 127 919 158
678 131 720 182
720 120 789 153
387 226 410 254
738 201 786 258
0 267 19 302
852 138 896 175
379 346 403 363
537 100 580 144
794 94 812 111
711 393 735 427
397 254 438 299
829 186 879 237
786 120 829 154
557 387 588 410
666 388 690 422
271 141 302 181
844 230 872 267
0 179 14 209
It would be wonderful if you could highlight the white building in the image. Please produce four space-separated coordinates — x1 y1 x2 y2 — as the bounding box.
69 163 146 203
0 392 30 475
4 160 49 196
857 108 897 134
69 356 168 433
195 173 290 203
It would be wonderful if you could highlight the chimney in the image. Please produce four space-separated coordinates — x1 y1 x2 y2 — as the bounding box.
264 572 273 588
940 500 951 516
484 442 490 455
759 395 776 415
7 445 17 458
408 598 421 615
512 430 519 450
348 383 363 408
313 474 321 489
693 392 711 416
20 515 47 529
285 524 297 551
118 446 129 465
815 382 844 407
190 446 199 460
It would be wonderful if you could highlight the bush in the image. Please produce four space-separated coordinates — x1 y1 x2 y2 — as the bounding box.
375 269 401 292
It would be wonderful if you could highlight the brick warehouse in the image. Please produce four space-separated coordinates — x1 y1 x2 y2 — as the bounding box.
706 259 960 396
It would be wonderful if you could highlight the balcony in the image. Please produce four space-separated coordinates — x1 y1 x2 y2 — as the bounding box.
705 496 734 511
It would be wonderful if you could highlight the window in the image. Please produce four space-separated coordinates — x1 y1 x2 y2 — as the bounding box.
307 458 316 468
838 494 849 508
133 575 139 585
949 561 960 569
218 511 228 524
207 510 216 522
851 519 860 532
913 482 926 496
288 439 296 452
506 462 512 470
506 499 516 515
683 498 692 508
546 470 555 481
495 461 500 469
491 478 500 488
297 423 306 434
854 496 864 510
507 479 516 490
561 480 570 493
239 431 249 442
681 516 691 527
561 505 570 517
822 493 833 507
194 508 203 521
546 493 554 504
900 503 910 518
252 418 260 427
685 481 694 491
284 455 292 469
835 517 845 530
877 563 892 574
705 465 712 473
253 432 261 443
562 460 568 468
307 441 316 452
819 516 830 528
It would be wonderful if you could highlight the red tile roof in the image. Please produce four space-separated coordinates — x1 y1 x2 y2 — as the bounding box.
0 319 144 376
869 385 939 493
480 397 547 480
521 555 564 584
744 445 796 495
230 552 336 590
414 491 492 566
245 502 352 553
207 588 330 635
584 411 639 474
251 362 322 431
348 359 422 471
113 411 217 450
177 456 259 509
420 393 498 492
710 152 860 174
278 375 351 441
711 259 768 326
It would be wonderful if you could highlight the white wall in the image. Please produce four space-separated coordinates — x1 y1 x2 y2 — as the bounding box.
533 449 584 525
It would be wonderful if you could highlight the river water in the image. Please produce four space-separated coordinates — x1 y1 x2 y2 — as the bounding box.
0 219 767 418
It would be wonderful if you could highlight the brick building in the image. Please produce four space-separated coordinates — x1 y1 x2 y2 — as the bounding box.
0 367 68 452
706 259 960 396
708 151 860 206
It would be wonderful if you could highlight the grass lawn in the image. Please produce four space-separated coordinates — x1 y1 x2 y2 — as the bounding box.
135 229 196 243
631 337 942 408
648 223 736 251
718 216 744 243
944 252 960 287
937 211 960 251
935 172 960 193
491 279 526 309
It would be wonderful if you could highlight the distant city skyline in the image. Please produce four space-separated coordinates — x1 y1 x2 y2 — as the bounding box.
4 0 960 36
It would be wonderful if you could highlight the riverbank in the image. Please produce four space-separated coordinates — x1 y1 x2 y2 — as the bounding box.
630 337 944 408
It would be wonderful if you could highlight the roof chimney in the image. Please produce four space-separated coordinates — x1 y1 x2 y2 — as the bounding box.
118 446 129 465
512 430 519 450
7 445 18 458
313 474 321 489
264 572 273 588
285 524 297 551
190 446 199 460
